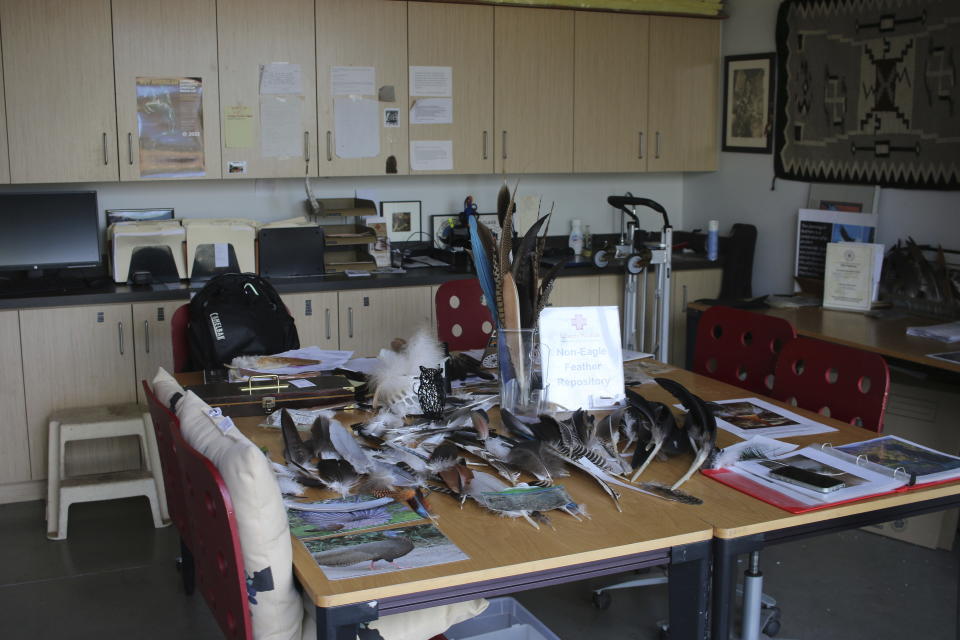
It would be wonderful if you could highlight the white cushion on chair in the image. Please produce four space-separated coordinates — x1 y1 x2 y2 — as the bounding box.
301 595 488 640
177 390 302 640
151 367 185 409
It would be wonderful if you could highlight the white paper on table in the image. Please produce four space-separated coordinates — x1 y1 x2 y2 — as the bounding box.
699 397 838 439
342 357 380 375
334 97 380 158
288 378 316 389
344 270 372 277
410 98 453 124
409 66 452 97
331 66 375 96
237 346 355 375
410 140 453 171
539 306 625 410
622 349 653 362
260 95 303 157
260 63 303 95
214 243 229 268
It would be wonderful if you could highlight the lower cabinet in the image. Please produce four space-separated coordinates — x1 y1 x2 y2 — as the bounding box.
638 268 721 365
0 310 29 485
281 292 339 350
338 286 432 357
20 304 139 481
132 300 182 404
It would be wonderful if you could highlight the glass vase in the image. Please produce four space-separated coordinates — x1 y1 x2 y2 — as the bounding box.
498 328 541 417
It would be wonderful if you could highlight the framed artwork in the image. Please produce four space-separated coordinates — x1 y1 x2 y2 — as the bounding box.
381 201 423 243
722 53 776 153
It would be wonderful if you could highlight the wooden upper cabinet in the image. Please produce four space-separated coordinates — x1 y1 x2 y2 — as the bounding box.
494 7 574 175
217 0 318 179
113 0 221 181
408 2 493 175
0 0 117 184
0 36 8 184
574 12 649 173
316 0 408 177
648 16 721 172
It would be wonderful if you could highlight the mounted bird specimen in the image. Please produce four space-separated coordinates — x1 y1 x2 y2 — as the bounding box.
654 377 718 490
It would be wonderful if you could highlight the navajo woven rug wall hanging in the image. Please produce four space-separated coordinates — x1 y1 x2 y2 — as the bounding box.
775 0 960 190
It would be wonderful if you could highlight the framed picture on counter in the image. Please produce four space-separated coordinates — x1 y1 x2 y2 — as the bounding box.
722 52 776 153
382 201 423 243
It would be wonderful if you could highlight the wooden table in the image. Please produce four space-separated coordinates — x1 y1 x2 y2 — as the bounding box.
686 302 960 375
236 412 714 640
642 369 960 640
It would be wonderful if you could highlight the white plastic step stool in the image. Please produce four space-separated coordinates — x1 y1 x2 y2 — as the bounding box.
46 404 169 540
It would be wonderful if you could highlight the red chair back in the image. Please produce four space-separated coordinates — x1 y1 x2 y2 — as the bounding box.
173 424 252 640
692 306 797 395
435 278 495 350
172 304 191 373
143 381 192 547
772 336 890 432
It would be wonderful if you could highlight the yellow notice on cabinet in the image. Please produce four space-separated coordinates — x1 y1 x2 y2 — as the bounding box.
224 105 255 148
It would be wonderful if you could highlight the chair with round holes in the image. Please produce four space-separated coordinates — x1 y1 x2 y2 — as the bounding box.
771 336 890 431
173 419 253 640
691 306 797 395
435 278 495 351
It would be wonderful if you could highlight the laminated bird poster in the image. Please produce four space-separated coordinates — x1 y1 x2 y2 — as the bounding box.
285 495 426 540
136 77 205 177
302 522 468 580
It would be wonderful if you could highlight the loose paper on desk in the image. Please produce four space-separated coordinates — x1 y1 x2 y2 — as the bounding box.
224 105 255 148
260 95 303 158
331 66 375 96
822 242 883 311
260 63 303 95
409 66 452 97
334 97 380 158
410 98 453 125
410 140 453 171
539 306 625 410
706 397 837 439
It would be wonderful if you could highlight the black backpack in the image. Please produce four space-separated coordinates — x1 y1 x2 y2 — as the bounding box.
187 273 299 371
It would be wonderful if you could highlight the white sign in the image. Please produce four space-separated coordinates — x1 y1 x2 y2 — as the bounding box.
538 306 625 410
410 98 453 124
331 66 376 96
410 66 452 97
410 140 453 171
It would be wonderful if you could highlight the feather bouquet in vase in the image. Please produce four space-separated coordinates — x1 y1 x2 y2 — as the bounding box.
466 184 562 415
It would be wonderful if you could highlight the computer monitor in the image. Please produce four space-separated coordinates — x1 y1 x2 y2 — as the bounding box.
0 191 102 275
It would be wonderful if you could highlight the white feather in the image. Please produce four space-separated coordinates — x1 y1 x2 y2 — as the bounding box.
329 420 375 473
370 328 444 415
276 475 307 496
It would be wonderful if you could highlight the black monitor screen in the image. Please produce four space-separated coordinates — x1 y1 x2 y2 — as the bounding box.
0 192 101 271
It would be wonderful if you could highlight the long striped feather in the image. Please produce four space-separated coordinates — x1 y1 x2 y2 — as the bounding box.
468 214 500 330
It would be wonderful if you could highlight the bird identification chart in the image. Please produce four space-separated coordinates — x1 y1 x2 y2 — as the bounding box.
286 495 426 540
539 306 625 410
707 397 837 439
301 522 468 580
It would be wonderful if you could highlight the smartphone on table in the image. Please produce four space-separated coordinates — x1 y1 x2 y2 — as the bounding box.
768 465 845 493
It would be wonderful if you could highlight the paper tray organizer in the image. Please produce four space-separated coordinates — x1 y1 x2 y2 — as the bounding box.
109 220 186 283
181 218 258 279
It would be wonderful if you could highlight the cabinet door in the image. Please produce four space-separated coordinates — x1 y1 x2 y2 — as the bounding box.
574 12 649 173
547 276 600 308
20 305 138 480
648 17 721 172
316 0 408 177
338 287 432 357
218 0 318 179
113 0 221 181
281 292 339 350
669 268 721 365
0 35 9 184
494 7 574 174
0 0 117 184
132 301 183 405
0 311 29 484
408 2 493 175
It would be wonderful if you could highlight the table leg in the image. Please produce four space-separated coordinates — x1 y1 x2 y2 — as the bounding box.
315 601 379 640
711 535 764 640
668 541 711 640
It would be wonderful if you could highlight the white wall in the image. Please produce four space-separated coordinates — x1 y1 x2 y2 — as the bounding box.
0 172 685 239
683 0 960 296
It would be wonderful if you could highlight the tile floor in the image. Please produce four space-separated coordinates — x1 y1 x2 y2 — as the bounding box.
0 497 955 639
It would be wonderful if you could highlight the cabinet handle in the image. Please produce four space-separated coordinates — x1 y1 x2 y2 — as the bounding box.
144 320 150 353
655 131 661 159
638 132 644 160
304 131 310 163
127 133 133 165
347 307 354 338
325 308 331 341
102 133 108 165
482 130 488 160
501 131 507 160
326 131 332 161
118 322 125 355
